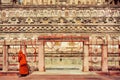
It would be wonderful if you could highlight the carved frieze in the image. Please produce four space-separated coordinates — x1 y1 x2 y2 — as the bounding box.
0 17 119 24
0 8 120 18
0 25 120 33
0 8 120 34
0 8 120 25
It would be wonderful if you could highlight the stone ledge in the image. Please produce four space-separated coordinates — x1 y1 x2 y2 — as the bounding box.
0 71 19 76
95 71 120 76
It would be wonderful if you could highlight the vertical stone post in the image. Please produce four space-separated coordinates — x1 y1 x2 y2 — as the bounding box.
3 41 8 72
23 43 27 56
102 44 108 72
38 41 45 72
21 40 27 56
83 43 89 72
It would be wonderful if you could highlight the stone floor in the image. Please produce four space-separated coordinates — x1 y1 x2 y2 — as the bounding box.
0 74 120 80
0 70 120 80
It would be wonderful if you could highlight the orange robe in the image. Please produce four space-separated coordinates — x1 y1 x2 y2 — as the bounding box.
18 50 29 75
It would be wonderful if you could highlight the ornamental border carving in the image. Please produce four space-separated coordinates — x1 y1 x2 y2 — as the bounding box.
0 25 120 33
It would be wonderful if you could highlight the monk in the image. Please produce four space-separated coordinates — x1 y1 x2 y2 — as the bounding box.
18 49 29 77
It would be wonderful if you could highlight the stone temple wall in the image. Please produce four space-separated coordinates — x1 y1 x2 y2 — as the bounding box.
0 7 120 39
0 6 120 72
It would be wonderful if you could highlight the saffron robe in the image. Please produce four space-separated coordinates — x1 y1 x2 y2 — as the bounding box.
18 50 29 75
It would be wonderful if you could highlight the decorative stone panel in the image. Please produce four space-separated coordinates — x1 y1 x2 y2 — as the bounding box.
0 25 120 33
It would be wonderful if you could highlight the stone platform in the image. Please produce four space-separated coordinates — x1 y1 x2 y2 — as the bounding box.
0 70 120 76
0 71 120 80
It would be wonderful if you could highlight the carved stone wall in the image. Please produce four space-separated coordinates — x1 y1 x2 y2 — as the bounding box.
0 4 120 72
0 7 120 41
0 8 120 24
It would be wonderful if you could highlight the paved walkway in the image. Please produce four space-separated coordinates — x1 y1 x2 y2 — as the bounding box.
0 74 120 80
0 71 120 80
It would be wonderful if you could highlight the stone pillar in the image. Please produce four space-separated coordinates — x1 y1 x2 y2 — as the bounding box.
38 41 45 72
23 44 27 56
102 45 108 72
3 44 8 72
21 41 27 55
83 44 89 72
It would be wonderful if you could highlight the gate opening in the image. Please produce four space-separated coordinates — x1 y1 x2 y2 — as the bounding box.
38 35 89 71
45 42 84 71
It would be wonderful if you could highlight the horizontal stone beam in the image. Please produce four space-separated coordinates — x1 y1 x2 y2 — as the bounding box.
0 25 120 33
